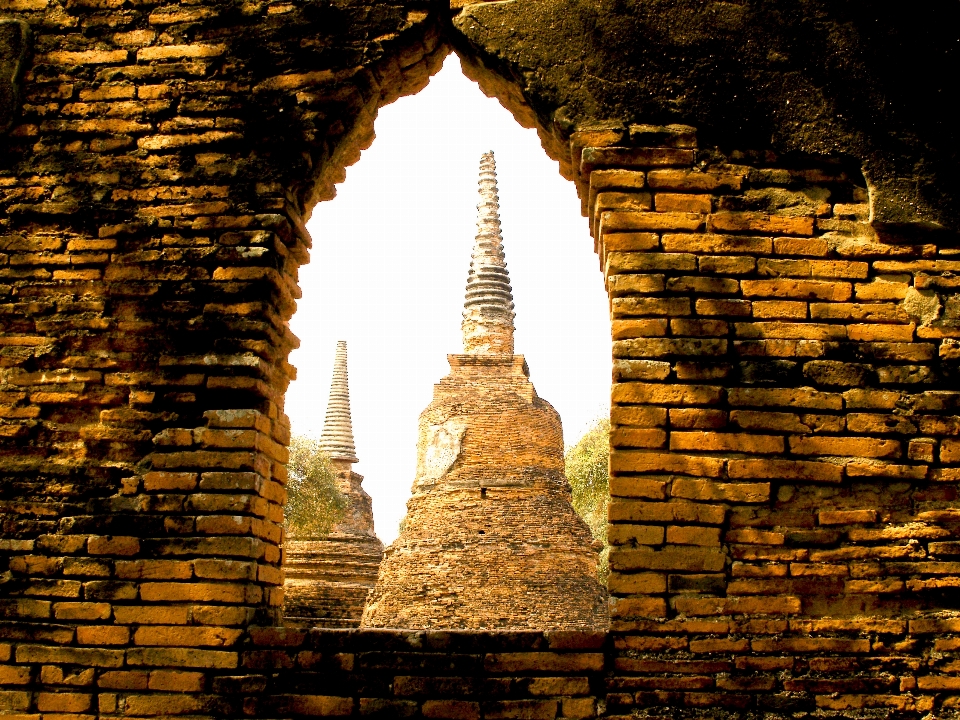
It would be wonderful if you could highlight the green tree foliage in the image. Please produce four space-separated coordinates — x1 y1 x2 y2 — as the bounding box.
284 435 349 537
565 418 610 582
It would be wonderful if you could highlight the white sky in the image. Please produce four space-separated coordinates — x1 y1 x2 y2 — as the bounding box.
286 55 610 544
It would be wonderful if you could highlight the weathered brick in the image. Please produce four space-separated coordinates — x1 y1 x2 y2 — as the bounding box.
671 478 770 503
612 383 724 406
670 431 783 454
422 700 481 720
789 436 901 459
484 653 603 673
610 451 723 477
708 212 814 236
126 647 238 669
662 233 771 254
610 546 726 572
647 168 743 192
675 596 800 616
741 279 851 301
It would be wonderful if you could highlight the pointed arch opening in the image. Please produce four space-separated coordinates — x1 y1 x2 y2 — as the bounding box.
280 50 612 630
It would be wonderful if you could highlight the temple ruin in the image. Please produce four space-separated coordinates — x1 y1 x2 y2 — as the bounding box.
362 152 608 630
282 341 382 628
0 0 958 717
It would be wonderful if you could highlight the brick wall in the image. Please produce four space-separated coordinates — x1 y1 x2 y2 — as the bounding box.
573 126 960 717
0 1 448 716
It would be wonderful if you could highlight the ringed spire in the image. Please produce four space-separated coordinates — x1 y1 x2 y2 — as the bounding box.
318 340 358 464
461 151 516 355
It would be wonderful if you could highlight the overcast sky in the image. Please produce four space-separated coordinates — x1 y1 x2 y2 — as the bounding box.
286 54 610 544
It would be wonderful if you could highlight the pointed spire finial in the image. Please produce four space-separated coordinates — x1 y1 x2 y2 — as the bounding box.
319 340 359 464
461 151 516 354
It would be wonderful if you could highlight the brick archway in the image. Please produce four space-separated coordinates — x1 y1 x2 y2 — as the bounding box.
1 2 958 718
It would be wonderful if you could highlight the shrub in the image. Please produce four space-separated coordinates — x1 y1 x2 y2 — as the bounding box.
565 418 610 582
284 435 348 537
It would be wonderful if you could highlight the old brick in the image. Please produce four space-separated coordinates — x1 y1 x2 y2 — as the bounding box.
610 546 726 572
670 431 783 454
647 168 743 191
422 700 481 720
607 571 666 594
662 233 771 254
612 382 724 406
77 626 129 645
610 448 723 477
672 478 770 503
708 212 814 236
484 653 603 673
789 436 901 458
818 509 877 525
675 596 800 616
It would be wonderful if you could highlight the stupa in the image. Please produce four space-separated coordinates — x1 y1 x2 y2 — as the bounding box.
361 152 608 630
283 341 384 627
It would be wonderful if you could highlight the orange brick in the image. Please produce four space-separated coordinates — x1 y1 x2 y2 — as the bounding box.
77 626 129 646
669 431 783 454
422 700 481 720
741 278 851 301
818 509 877 525
595 190 652 213
752 300 807 318
647 169 743 192
675 596 800 616
148 670 205 691
608 501 725 525
671 478 770 503
727 388 843 410
611 319 669 339
725 528 785 545
143 471 198 491
609 597 668 618
87 536 140 556
609 476 668 498
607 571 666 594
0 665 31 684
37 691 92 712
602 210 703 233
589 168 646 190
133 625 243 647
612 382 723 406
603 232 659 251
610 449 723 477
655 193 712 213
662 233 771 254
666 525 721 546
789 436 901 459
53 601 111 620
98 670 149 690
942 439 960 463
610 427 667 448
708 211 814 236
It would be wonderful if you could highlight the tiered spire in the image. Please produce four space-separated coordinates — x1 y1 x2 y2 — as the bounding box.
318 340 358 464
461 151 516 355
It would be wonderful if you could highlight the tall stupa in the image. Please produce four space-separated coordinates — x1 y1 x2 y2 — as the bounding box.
283 341 384 628
361 152 608 630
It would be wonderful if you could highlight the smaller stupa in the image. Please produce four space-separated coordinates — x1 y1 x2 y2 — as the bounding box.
283 341 384 628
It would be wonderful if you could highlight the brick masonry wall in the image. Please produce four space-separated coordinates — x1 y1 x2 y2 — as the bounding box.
573 126 960 718
0 1 958 718
0 0 448 716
